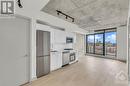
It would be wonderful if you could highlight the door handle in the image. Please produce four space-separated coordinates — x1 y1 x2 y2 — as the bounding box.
37 55 50 57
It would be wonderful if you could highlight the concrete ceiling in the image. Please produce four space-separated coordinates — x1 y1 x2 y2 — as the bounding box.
42 0 129 30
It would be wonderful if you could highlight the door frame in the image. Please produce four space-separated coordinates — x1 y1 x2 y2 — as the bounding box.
15 14 31 82
127 15 130 81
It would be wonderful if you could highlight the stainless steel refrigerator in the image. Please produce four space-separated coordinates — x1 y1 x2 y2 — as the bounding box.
36 30 50 78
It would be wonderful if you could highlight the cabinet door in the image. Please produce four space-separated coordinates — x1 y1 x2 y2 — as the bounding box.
54 30 66 43
51 52 57 71
57 53 62 68
51 52 62 71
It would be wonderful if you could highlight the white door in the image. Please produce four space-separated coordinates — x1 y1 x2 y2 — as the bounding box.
0 16 30 86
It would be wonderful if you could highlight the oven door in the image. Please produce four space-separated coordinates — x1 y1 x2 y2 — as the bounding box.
70 53 76 62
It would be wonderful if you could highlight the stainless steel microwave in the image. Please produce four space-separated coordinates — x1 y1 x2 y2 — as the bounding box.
66 37 73 43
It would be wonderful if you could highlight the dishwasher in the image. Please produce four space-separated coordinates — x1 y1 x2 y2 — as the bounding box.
62 51 70 66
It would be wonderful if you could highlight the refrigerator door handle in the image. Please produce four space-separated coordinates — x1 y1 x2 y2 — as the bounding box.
37 55 50 57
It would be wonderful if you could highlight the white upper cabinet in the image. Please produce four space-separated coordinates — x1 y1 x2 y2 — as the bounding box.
54 30 66 43
52 29 76 44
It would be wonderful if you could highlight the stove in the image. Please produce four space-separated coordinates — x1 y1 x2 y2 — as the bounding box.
69 53 76 62
63 49 77 64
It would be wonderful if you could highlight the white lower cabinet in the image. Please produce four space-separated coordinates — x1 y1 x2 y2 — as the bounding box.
50 52 62 71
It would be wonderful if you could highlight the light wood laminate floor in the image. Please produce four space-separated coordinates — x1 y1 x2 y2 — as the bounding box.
25 56 128 86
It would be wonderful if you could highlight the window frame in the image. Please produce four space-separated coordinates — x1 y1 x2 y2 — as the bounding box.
86 28 117 56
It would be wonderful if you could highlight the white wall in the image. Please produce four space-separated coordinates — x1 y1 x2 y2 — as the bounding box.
117 26 127 61
74 34 86 58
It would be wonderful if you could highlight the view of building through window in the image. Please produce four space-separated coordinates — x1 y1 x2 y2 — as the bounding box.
95 33 103 55
105 31 117 56
87 35 94 53
86 28 117 56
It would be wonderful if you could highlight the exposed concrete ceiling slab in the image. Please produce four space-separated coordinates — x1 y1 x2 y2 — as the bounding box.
42 0 129 30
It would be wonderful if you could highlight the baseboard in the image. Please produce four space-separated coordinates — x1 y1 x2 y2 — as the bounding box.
20 82 29 86
116 59 127 63
86 54 127 63
30 76 37 82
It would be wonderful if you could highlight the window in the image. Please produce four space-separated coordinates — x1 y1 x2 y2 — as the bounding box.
95 33 103 55
86 28 117 57
105 30 117 56
87 35 94 53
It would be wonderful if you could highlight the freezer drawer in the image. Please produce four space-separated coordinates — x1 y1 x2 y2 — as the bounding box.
36 55 50 78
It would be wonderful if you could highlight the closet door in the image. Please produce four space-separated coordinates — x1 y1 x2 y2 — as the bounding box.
0 16 30 86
